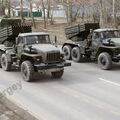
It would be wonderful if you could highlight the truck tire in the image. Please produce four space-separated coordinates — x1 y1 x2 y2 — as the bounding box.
4 41 14 47
62 45 71 60
51 69 64 78
98 52 112 70
21 61 34 82
1 54 11 71
71 47 83 62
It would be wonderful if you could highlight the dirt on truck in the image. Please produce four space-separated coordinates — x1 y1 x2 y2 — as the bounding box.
62 23 120 70
0 18 71 82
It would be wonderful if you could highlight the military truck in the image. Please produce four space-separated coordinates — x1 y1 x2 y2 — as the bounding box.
0 18 71 81
62 23 120 70
0 32 71 82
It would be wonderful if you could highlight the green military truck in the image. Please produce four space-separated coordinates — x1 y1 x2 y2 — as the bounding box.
0 18 71 82
62 23 120 70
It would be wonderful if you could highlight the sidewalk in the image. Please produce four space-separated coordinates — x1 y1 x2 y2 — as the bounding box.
0 101 24 120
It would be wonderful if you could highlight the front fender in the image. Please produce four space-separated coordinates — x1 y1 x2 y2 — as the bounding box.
96 47 114 57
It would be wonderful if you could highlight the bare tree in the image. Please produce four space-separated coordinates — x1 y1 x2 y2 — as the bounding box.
41 0 47 28
99 0 104 27
20 0 24 23
112 0 117 27
62 0 73 25
63 0 82 25
47 0 51 19
0 0 6 16
34 0 48 28
28 0 36 28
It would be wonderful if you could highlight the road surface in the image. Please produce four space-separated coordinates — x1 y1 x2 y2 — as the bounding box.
0 61 120 120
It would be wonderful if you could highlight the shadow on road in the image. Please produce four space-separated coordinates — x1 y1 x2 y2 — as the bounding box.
112 63 120 70
32 72 63 83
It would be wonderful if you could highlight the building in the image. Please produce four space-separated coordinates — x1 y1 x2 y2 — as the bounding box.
15 3 42 17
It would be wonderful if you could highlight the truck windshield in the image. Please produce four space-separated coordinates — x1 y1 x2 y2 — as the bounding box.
101 30 120 39
26 35 50 45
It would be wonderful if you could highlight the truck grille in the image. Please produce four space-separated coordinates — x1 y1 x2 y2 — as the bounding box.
47 52 60 62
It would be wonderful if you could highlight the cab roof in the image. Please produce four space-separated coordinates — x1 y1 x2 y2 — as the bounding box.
94 28 119 32
19 32 49 37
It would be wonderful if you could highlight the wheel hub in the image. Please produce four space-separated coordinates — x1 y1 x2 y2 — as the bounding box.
101 57 106 65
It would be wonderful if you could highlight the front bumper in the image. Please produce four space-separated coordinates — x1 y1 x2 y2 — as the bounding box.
34 62 71 70
113 54 120 60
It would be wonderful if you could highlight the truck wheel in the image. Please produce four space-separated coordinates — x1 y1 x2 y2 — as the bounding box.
51 69 64 78
21 61 34 82
62 45 71 60
98 52 112 70
4 41 13 47
1 54 11 71
71 47 83 62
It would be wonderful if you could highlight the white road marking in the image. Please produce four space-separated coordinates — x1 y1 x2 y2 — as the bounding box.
99 78 120 87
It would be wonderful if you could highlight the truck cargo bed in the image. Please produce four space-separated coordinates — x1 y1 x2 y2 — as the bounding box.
0 26 32 44
65 23 99 40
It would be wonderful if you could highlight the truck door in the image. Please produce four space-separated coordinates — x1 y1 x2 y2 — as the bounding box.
16 37 25 58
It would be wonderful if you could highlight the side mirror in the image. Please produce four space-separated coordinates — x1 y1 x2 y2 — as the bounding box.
55 36 57 43
54 36 58 47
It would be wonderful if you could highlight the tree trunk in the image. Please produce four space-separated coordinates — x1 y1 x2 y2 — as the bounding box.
0 0 5 16
100 0 104 28
68 0 73 25
20 0 24 23
29 0 36 28
8 0 10 17
47 0 50 19
113 0 117 28
41 0 47 29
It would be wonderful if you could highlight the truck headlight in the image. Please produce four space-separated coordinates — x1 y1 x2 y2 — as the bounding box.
60 53 64 59
30 48 37 54
34 56 42 64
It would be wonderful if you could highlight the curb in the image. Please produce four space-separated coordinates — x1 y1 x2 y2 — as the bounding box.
0 92 40 120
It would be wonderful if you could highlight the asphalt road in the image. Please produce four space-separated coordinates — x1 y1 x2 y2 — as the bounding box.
0 61 120 120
